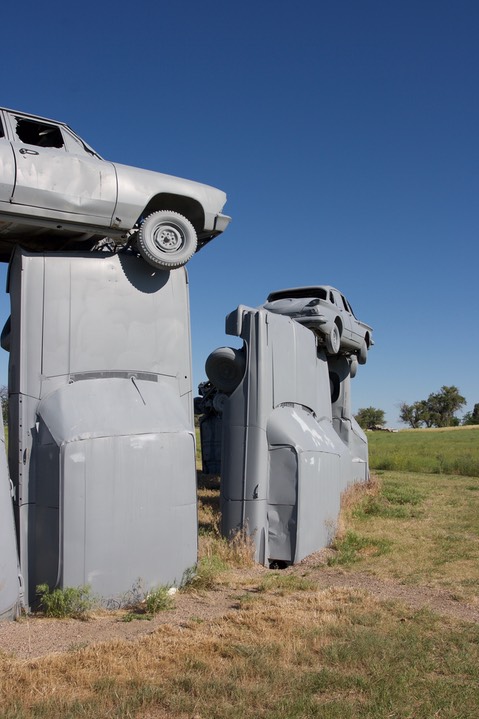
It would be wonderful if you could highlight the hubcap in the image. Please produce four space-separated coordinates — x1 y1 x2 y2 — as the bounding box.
154 224 184 253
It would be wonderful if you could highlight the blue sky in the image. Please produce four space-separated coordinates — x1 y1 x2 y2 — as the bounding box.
0 0 478 427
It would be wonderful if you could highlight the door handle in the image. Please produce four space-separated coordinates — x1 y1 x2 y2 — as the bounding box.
19 148 39 155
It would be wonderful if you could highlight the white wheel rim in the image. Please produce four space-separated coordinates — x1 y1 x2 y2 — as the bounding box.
153 224 184 253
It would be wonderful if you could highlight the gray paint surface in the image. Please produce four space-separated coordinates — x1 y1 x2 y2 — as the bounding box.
7 249 197 606
205 305 369 566
0 416 22 620
0 107 230 265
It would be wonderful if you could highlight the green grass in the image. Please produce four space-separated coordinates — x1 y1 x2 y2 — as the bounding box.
367 425 479 476
328 530 392 565
334 470 479 600
1 426 478 718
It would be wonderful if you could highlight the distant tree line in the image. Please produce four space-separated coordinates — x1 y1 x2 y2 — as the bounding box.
0 385 7 426
355 386 477 430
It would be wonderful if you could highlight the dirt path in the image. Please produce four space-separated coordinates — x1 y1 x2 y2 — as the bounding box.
1 557 477 660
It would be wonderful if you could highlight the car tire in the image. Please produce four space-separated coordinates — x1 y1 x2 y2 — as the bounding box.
205 347 246 393
358 339 368 365
137 211 198 270
325 323 341 355
349 355 358 378
213 392 228 414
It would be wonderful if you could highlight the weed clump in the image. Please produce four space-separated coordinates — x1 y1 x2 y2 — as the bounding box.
36 584 93 619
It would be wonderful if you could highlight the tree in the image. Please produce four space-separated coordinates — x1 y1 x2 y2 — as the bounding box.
399 400 430 428
0 385 7 427
399 386 466 428
463 403 479 426
426 386 466 427
354 407 386 430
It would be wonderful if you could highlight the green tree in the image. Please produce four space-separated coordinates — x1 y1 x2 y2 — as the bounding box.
0 385 7 427
426 386 466 427
463 403 479 425
399 386 466 428
354 407 386 430
399 400 430 428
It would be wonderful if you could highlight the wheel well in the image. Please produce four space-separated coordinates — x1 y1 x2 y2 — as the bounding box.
141 194 205 233
365 332 370 347
335 318 342 335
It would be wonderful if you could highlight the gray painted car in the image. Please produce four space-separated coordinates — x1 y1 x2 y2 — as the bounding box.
263 286 373 364
0 108 230 269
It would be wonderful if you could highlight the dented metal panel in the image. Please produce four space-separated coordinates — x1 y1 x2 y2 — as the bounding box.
0 417 22 621
7 249 197 605
207 304 368 566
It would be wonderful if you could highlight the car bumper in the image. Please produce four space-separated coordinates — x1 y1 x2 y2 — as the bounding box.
213 213 231 233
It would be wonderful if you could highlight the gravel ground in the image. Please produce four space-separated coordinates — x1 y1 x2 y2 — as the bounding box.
1 555 477 660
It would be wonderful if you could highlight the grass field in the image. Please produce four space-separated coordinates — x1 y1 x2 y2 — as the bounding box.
0 427 478 718
367 424 479 476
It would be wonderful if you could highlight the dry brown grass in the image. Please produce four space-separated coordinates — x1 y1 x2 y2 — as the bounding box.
2 584 477 718
0 587 372 711
1 468 478 717
334 474 380 539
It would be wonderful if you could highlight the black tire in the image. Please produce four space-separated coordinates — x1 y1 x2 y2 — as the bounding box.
213 392 228 413
325 323 341 355
137 211 198 270
329 372 340 403
358 339 368 365
205 347 246 393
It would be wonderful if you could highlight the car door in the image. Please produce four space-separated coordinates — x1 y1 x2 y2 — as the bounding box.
6 113 117 223
0 113 15 203
330 289 353 342
341 295 363 345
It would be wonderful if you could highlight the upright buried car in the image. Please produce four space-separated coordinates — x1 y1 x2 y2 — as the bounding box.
263 286 373 364
0 108 230 269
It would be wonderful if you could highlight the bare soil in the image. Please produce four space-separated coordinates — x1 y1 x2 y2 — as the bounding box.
1 551 477 661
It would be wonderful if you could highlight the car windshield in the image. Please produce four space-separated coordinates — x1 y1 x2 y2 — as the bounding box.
268 287 328 302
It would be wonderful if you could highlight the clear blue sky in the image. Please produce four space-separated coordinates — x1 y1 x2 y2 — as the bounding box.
1 0 478 427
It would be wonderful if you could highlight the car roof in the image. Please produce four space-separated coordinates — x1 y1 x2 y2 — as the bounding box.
0 107 71 131
266 286 339 302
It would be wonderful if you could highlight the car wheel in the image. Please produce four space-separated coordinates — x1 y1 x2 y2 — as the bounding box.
349 355 358 378
137 211 198 269
325 323 341 355
213 392 228 414
358 339 368 365
205 347 246 393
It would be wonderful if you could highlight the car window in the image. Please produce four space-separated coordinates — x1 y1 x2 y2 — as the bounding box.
268 288 327 302
63 127 101 158
13 117 64 149
347 300 357 318
341 295 350 313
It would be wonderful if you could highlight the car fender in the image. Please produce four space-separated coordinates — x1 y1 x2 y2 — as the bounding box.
112 163 227 231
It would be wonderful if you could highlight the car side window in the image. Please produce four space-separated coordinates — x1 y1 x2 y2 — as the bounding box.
13 117 64 149
341 295 350 312
62 127 98 158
